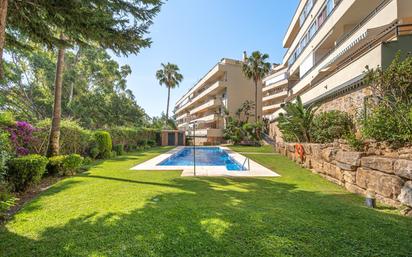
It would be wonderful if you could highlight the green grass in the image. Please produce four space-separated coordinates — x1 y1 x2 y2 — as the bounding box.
1 146 411 257
228 145 275 153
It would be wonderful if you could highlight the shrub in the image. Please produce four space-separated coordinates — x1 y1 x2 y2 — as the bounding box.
361 104 412 145
7 121 36 156
47 154 84 176
7 154 48 192
113 144 124 156
361 53 412 145
345 133 364 151
63 154 84 175
47 155 66 175
89 147 99 159
110 151 117 158
31 119 92 156
311 111 354 143
94 131 112 159
277 96 317 142
147 139 156 147
107 127 158 152
0 183 17 219
0 112 15 127
0 130 11 182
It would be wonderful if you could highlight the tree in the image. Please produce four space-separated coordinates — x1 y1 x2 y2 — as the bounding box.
277 96 317 143
3 0 161 156
242 51 271 122
155 63 183 121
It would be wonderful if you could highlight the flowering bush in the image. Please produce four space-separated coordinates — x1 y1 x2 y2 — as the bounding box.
7 121 36 156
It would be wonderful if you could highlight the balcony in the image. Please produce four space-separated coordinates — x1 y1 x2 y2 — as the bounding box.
191 128 223 138
189 98 222 115
175 80 225 114
263 103 282 112
176 112 188 121
289 0 398 96
191 113 218 123
263 90 288 102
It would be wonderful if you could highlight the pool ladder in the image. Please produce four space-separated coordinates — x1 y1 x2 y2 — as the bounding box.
242 157 250 171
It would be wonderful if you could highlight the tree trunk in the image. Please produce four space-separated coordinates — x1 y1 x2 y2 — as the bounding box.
0 0 8 81
254 80 258 122
47 36 66 157
166 86 170 122
68 47 82 104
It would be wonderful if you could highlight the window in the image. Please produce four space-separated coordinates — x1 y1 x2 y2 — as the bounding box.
326 0 334 15
309 22 317 39
317 8 327 27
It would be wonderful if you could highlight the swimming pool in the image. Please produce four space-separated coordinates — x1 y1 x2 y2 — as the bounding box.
158 147 245 171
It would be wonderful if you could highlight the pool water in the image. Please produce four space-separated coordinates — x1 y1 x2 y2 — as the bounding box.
158 147 245 171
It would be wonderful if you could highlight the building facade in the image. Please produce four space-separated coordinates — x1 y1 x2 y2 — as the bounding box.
263 0 412 141
174 58 262 145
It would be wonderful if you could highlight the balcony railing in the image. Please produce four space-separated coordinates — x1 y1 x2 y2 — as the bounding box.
175 80 224 114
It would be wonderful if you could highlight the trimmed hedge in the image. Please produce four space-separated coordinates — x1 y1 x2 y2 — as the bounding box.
47 154 84 176
113 144 124 156
7 154 48 192
94 131 112 159
31 119 92 156
107 127 159 151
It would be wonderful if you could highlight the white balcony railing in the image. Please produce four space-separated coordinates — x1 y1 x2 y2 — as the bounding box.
175 80 225 115
263 90 288 102
189 98 221 115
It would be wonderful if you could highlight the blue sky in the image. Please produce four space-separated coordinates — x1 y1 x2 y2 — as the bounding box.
113 0 299 117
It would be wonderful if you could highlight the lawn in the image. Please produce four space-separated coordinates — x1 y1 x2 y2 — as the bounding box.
0 146 411 257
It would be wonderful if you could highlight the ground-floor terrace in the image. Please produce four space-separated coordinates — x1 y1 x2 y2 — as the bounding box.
1 146 411 257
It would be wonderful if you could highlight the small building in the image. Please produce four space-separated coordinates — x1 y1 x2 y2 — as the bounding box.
160 130 185 146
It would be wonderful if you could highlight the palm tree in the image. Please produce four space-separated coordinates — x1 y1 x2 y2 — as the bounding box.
156 63 183 121
242 51 271 122
277 96 318 143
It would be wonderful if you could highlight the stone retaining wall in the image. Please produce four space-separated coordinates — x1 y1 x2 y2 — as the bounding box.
276 140 412 214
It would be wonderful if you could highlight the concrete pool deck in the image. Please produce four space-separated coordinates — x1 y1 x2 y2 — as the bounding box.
130 146 280 177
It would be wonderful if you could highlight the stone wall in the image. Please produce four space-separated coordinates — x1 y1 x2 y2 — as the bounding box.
276 140 412 214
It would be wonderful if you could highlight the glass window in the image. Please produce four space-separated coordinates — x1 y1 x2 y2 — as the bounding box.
326 0 334 15
317 7 327 27
309 22 317 39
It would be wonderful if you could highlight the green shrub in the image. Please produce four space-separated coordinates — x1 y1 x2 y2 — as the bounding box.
147 139 156 147
47 155 66 175
113 144 124 156
361 104 412 145
345 133 364 151
0 183 17 219
0 112 15 127
107 127 159 151
110 151 117 158
7 154 48 192
311 110 354 143
47 154 84 176
89 147 99 159
0 130 11 182
31 119 92 155
94 131 112 159
63 154 84 175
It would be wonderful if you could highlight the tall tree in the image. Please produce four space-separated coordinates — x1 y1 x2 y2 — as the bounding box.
156 63 183 121
4 0 162 156
0 0 7 80
242 51 271 122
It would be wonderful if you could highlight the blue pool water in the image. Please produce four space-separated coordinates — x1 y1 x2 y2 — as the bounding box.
158 147 245 171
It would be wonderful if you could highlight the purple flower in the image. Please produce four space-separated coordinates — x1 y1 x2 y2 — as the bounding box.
7 121 37 156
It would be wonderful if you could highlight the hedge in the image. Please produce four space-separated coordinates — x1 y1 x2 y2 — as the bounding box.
106 127 159 151
94 131 112 159
47 154 84 176
31 119 92 156
7 154 48 192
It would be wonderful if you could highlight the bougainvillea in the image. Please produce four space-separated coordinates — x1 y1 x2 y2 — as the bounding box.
7 121 36 156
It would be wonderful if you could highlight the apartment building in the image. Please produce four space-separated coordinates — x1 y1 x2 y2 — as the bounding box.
174 58 262 144
264 0 412 141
